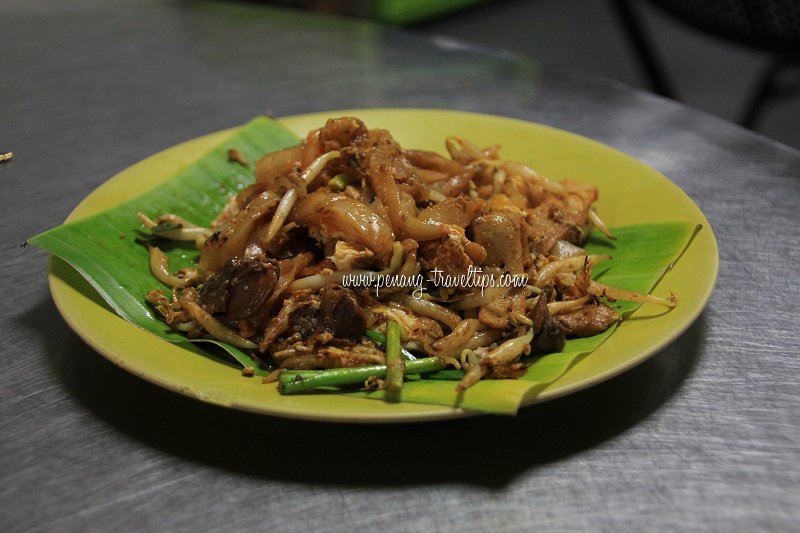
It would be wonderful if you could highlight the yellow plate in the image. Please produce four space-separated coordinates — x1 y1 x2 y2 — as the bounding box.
49 109 718 423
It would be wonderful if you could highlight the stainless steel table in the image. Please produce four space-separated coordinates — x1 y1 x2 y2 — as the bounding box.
2 1 798 531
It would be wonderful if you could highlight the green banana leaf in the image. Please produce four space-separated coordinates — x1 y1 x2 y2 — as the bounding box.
29 117 300 371
29 116 697 415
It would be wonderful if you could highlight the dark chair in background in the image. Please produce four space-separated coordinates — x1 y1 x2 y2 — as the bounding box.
611 0 800 128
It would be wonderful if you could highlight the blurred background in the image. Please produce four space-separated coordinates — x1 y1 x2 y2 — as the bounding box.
264 0 800 150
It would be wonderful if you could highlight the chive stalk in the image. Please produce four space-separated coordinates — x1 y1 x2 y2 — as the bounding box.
278 357 444 395
327 173 358 191
364 329 417 360
365 329 385 344
384 320 405 399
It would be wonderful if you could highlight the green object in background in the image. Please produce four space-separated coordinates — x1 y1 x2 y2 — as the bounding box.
266 0 491 25
371 0 489 25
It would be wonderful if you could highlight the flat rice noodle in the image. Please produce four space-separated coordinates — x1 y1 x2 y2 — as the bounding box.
291 190 396 261
418 196 483 228
403 148 465 175
255 145 303 185
199 191 280 273
364 149 447 241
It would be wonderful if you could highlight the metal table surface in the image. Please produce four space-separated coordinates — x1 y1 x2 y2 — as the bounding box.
2 1 798 531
